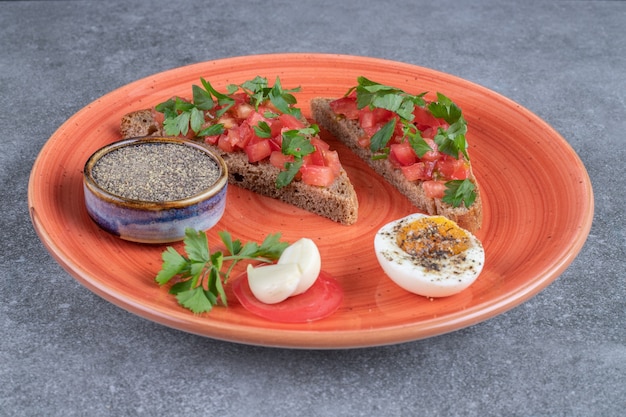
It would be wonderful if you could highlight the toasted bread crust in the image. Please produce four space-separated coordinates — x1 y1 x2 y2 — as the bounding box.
310 98 482 232
120 109 162 138
120 109 359 225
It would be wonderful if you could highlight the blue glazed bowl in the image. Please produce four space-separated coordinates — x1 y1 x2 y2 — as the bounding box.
83 137 228 243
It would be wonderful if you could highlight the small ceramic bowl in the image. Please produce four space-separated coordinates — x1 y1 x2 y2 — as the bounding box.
83 137 228 243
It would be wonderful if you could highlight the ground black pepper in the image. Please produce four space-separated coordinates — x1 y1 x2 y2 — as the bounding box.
92 143 220 202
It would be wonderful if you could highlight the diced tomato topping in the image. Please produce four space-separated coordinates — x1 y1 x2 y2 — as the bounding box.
218 115 237 130
420 138 441 162
231 270 343 323
217 133 235 152
234 103 254 119
422 181 447 199
436 156 470 180
268 136 282 152
359 107 394 129
204 135 219 145
300 165 336 187
307 148 326 167
269 151 293 169
269 119 284 137
390 142 418 166
246 111 269 130
413 105 443 129
236 122 253 149
278 113 305 129
245 139 272 163
323 150 342 176
310 136 330 151
400 162 431 181
330 97 360 120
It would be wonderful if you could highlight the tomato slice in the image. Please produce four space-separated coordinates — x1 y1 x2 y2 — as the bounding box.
231 270 343 323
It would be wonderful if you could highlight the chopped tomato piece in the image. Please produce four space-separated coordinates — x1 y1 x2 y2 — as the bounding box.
217 133 235 152
413 105 443 129
400 162 431 181
436 156 470 180
390 142 417 166
419 138 441 162
330 96 359 119
269 118 284 137
300 165 335 187
278 113 305 129
236 122 253 149
269 151 293 169
234 103 254 119
245 139 272 163
231 270 343 323
246 111 269 130
359 107 394 129
422 180 447 199
323 150 342 176
310 136 330 151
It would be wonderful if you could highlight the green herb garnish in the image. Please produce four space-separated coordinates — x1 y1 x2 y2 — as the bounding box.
155 228 289 314
442 179 476 208
276 126 319 188
350 77 476 208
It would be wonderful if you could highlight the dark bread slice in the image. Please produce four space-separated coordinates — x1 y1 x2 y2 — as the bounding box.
120 110 359 225
120 109 162 138
204 145 358 225
310 98 482 232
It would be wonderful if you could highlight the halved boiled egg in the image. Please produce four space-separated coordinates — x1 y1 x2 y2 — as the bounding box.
374 213 484 298
247 237 321 304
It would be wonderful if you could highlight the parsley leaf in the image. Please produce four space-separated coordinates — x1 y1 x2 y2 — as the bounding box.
274 126 319 188
442 179 476 208
239 76 302 118
155 78 234 137
369 118 397 153
253 121 272 138
156 228 288 314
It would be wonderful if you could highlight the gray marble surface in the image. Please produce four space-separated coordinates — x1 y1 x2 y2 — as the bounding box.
2 1 624 416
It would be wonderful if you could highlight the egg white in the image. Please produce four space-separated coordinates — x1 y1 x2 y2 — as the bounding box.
374 213 484 298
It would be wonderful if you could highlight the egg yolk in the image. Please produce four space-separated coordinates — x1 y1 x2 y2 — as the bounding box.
395 216 471 259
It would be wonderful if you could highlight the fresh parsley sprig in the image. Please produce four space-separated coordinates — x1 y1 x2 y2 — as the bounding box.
155 228 289 314
442 179 476 208
155 77 234 137
238 76 302 119
276 125 320 188
350 77 476 208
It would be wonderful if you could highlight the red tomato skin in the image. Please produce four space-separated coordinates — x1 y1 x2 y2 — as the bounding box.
412 105 440 128
269 151 293 169
400 162 430 181
245 140 272 163
278 113 305 129
323 150 342 176
330 97 359 119
231 270 344 323
436 156 470 180
422 180 447 198
390 142 417 166
300 165 335 187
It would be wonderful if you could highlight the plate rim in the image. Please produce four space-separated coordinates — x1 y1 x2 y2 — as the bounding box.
28 53 594 349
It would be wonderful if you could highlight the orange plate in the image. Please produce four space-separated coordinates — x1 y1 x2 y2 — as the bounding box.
28 54 594 349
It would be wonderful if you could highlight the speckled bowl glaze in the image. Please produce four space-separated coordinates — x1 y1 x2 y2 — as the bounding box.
83 137 228 243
